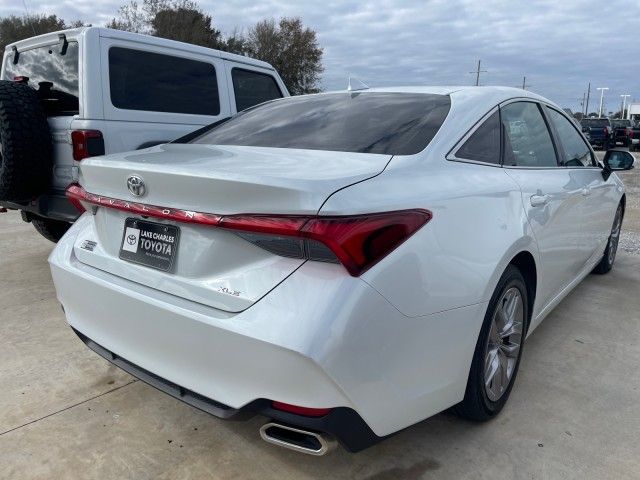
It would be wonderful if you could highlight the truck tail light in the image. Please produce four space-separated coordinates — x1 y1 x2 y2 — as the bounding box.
71 130 105 161
64 184 432 276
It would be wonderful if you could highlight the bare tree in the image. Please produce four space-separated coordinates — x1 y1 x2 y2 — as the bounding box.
245 17 323 95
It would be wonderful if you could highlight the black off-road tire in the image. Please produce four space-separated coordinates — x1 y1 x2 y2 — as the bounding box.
0 80 52 202
453 265 529 421
592 204 623 275
31 217 71 243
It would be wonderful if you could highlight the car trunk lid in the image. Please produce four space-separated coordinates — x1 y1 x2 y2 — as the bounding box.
73 144 391 312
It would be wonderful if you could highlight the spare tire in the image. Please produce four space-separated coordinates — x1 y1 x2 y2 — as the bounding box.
0 80 52 202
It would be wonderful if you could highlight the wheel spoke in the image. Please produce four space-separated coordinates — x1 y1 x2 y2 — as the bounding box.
500 342 520 357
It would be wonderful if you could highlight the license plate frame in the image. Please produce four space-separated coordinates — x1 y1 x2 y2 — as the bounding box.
119 218 180 272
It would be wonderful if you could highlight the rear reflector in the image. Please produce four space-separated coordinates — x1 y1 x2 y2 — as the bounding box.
271 401 332 417
65 184 432 276
71 130 105 161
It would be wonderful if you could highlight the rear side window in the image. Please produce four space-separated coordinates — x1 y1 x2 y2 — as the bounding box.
192 92 451 155
456 111 501 164
3 42 79 116
231 68 282 111
501 102 557 167
109 47 220 115
546 108 595 167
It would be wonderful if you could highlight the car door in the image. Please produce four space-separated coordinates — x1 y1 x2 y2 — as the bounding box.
501 101 586 313
544 106 617 265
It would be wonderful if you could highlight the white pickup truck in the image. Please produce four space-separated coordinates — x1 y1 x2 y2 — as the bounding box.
0 27 288 241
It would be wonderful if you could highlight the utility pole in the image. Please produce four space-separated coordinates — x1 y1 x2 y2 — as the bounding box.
580 92 586 115
596 87 609 118
585 82 591 116
620 94 631 119
469 60 487 86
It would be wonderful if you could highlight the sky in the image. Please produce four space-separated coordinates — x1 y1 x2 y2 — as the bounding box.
2 0 639 113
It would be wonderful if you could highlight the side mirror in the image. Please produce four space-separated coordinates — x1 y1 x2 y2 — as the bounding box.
602 149 635 180
603 149 635 171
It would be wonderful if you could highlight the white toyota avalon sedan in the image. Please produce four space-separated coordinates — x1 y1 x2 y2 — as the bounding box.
50 87 634 455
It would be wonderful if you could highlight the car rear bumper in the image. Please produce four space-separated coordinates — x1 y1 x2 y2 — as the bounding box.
49 215 486 446
73 327 381 452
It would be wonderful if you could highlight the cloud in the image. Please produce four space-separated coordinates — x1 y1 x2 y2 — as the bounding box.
4 0 639 111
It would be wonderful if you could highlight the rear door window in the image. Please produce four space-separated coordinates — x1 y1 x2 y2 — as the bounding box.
231 68 282 111
546 107 596 167
455 111 501 164
501 102 558 167
3 42 79 116
109 47 220 115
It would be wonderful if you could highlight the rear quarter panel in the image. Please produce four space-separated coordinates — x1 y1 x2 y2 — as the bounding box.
319 157 539 319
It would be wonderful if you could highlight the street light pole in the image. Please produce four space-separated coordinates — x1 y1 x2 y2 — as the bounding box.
597 87 609 118
620 94 631 119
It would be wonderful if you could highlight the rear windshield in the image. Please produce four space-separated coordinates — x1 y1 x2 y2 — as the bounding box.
581 118 610 128
191 92 451 155
2 42 79 116
612 120 631 128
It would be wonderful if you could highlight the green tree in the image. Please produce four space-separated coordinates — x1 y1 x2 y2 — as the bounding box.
245 17 323 95
109 0 224 49
0 14 73 51
152 4 223 49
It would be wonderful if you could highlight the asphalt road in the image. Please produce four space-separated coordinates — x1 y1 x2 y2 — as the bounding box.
1 161 639 480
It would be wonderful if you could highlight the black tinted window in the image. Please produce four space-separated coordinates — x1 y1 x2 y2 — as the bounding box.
3 42 79 116
547 108 595 167
192 93 451 155
501 102 557 167
232 68 282 111
456 111 501 164
581 118 610 128
109 47 219 115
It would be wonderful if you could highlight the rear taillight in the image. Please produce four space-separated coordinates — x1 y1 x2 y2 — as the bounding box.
64 184 432 276
71 130 105 161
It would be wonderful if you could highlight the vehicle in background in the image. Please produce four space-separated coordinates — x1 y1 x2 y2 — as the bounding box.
580 117 613 149
0 27 288 242
612 119 640 150
50 86 632 455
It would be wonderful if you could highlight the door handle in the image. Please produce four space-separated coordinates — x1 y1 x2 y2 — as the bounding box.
581 187 592 196
530 194 550 207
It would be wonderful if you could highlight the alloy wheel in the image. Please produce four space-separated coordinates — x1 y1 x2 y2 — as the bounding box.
608 207 622 266
483 287 524 402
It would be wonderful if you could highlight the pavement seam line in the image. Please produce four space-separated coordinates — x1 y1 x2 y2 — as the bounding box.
0 379 138 437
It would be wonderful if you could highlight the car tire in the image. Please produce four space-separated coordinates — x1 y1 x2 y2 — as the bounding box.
31 217 71 243
454 265 528 421
592 204 623 275
0 80 52 202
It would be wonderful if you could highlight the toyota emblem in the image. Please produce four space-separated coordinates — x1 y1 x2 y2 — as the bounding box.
127 175 146 197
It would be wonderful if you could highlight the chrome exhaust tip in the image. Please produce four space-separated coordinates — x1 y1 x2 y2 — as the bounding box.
259 422 337 456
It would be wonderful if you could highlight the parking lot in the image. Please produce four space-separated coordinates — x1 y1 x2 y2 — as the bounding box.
1 161 639 480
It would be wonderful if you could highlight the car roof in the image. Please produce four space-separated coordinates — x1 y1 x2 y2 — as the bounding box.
4 26 275 71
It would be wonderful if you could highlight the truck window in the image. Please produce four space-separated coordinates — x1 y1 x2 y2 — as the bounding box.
2 42 79 116
231 68 282 111
109 47 220 115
